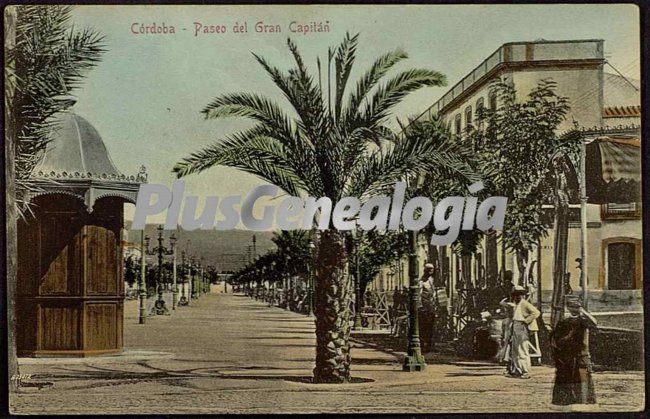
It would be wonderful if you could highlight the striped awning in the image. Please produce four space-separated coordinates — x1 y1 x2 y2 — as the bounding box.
602 106 641 118
586 136 640 204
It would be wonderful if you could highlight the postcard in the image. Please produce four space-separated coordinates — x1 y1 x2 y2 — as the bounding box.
5 3 644 414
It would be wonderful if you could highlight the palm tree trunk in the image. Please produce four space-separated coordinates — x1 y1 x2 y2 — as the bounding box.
5 5 20 392
313 230 351 383
485 231 498 287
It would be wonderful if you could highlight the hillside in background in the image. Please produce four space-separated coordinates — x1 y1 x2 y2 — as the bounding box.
124 221 275 272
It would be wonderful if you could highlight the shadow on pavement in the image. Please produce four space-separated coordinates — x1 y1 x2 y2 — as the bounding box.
28 359 375 389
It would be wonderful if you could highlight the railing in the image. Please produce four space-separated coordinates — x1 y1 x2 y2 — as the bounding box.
416 40 604 122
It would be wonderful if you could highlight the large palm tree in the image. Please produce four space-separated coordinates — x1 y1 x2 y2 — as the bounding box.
174 33 473 383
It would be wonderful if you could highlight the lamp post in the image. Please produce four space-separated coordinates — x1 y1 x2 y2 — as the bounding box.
178 251 189 306
190 256 198 300
199 257 205 295
194 258 200 298
352 228 363 330
285 254 291 310
138 231 147 324
172 244 178 309
307 240 315 317
403 229 426 371
262 261 270 306
144 225 176 316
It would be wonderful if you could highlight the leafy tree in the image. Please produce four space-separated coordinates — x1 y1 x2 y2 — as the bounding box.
124 255 138 288
272 230 311 277
173 33 473 383
145 263 158 296
468 79 579 285
206 265 219 283
355 230 408 295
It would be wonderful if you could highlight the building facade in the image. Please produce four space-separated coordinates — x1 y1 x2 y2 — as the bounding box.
370 39 641 320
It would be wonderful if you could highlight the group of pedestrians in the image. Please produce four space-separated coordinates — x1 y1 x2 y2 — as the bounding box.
417 262 599 408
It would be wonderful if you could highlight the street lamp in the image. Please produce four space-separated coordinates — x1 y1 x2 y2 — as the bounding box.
403 229 426 371
178 251 189 306
144 225 176 316
138 231 147 324
307 240 316 317
190 256 198 300
353 227 363 330
199 257 206 295
285 254 292 311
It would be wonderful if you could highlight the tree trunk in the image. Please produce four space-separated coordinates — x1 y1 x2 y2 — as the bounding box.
313 230 351 383
515 249 528 286
485 231 498 287
5 5 20 393
460 252 472 289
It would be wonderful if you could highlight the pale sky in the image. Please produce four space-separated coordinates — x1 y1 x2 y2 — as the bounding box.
67 4 640 226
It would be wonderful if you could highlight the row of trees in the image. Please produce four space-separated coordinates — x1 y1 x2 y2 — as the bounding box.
231 231 311 285
173 33 577 383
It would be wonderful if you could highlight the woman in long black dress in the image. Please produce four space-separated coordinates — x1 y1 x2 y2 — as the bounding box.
551 296 598 406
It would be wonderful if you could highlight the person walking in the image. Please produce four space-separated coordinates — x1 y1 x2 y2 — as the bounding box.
551 296 598 407
502 285 540 379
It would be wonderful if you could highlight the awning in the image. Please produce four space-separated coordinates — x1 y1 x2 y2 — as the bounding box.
586 136 641 204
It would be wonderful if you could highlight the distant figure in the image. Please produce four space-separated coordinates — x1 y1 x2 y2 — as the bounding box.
551 296 598 406
492 270 514 308
498 300 515 364
501 285 540 379
474 311 500 360
564 272 573 295
418 263 436 353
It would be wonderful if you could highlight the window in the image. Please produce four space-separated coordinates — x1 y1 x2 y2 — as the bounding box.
488 90 497 110
464 106 473 130
475 97 485 129
607 242 636 290
454 114 462 135
601 238 641 290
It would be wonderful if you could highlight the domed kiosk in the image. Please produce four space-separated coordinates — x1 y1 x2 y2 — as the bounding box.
16 112 145 357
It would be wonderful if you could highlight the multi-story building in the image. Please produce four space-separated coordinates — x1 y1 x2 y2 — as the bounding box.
370 39 641 324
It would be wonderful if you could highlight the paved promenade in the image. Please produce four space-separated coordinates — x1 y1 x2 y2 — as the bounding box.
11 290 644 414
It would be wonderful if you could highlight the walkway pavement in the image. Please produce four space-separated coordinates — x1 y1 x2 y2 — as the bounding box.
10 290 645 414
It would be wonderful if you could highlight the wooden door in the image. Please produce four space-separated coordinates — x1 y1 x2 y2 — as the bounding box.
85 224 118 295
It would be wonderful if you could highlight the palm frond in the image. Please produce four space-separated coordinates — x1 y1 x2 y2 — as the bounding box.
333 32 359 121
344 48 408 124
363 69 446 125
345 117 477 199
173 128 308 197
8 5 105 212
